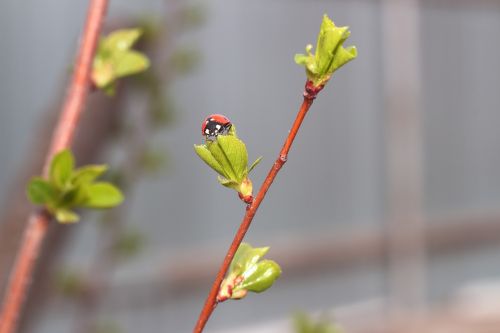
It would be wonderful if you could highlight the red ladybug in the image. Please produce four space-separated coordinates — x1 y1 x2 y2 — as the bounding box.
201 114 232 140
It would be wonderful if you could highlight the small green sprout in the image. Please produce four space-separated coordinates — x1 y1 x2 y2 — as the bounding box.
27 149 124 223
295 14 357 88
194 122 262 203
92 28 150 95
217 243 281 302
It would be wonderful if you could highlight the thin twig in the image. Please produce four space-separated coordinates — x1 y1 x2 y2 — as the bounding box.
193 82 323 333
0 1 108 332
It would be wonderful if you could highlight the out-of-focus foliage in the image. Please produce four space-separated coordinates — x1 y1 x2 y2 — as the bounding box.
27 149 124 223
293 312 343 333
92 28 150 95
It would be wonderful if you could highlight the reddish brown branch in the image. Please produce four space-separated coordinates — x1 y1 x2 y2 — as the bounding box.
0 1 108 332
193 81 323 333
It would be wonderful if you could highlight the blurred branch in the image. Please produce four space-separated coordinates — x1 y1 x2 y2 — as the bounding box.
0 1 109 332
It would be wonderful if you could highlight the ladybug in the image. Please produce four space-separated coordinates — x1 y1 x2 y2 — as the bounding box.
202 114 232 140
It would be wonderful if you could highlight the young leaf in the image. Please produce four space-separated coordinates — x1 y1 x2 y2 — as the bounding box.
194 144 228 178
217 176 240 191
235 259 281 293
50 149 74 187
102 29 143 52
92 28 150 93
55 208 80 223
230 243 269 275
83 182 124 208
59 186 88 208
248 156 263 174
295 14 357 87
27 177 57 204
71 165 108 185
216 135 248 182
206 140 237 180
92 60 114 88
113 51 150 79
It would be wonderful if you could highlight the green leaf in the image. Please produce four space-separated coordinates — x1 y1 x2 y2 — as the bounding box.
315 16 348 74
71 165 108 186
92 28 150 93
83 182 124 208
92 59 114 88
55 208 80 223
50 149 74 187
27 177 57 204
113 51 150 79
235 259 282 293
217 176 240 191
59 186 88 208
248 156 263 173
329 45 357 74
102 28 143 52
194 144 228 178
208 136 248 182
230 243 269 275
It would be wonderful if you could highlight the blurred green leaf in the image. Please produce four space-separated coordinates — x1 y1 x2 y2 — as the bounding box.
170 47 201 75
55 208 80 223
92 28 150 93
293 312 343 333
55 269 86 298
84 182 124 208
71 165 108 185
27 177 56 204
179 4 207 29
50 149 74 187
92 59 114 88
141 148 167 175
114 230 145 258
102 28 142 52
113 51 150 79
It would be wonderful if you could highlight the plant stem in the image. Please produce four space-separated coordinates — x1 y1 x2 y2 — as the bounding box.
193 81 322 333
0 1 108 332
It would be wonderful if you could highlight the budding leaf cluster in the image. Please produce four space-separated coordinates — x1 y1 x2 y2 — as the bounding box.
194 126 262 202
92 28 150 95
27 149 124 223
295 14 357 87
217 243 282 302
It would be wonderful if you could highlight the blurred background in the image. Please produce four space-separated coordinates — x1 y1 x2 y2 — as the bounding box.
1 0 500 332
